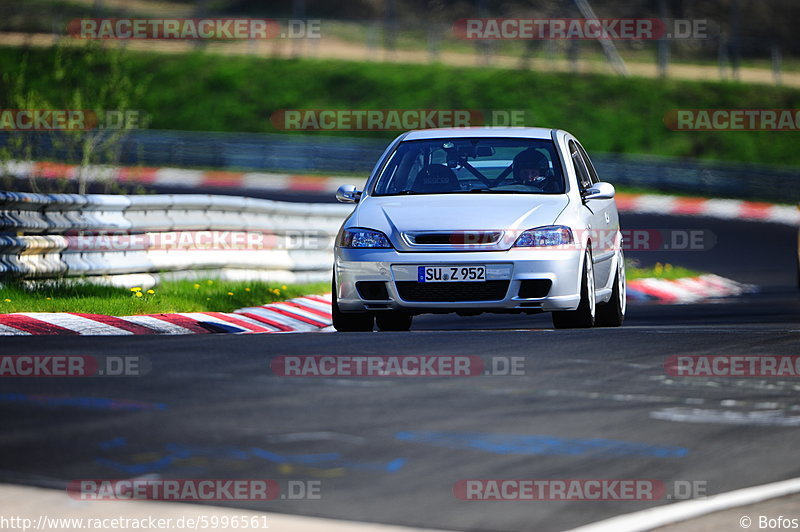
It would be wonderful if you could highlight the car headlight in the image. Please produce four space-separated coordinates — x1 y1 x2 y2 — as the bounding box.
514 225 574 247
339 228 393 249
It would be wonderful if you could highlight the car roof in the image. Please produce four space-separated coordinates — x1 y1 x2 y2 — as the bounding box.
403 127 557 141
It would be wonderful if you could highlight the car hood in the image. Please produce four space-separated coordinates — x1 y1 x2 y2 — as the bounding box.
352 194 570 251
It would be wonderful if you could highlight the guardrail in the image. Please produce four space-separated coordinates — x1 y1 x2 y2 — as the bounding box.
0 130 383 174
0 191 353 286
2 130 798 203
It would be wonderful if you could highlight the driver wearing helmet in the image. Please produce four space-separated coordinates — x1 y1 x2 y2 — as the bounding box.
512 148 552 188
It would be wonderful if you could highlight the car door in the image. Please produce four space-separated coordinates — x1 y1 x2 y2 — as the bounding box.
568 140 611 289
574 140 617 289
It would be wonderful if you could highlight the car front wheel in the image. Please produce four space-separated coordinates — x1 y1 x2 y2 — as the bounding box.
331 277 374 332
376 312 413 331
595 251 626 327
552 248 596 329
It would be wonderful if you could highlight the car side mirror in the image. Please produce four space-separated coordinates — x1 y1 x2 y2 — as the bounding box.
582 182 615 201
336 184 362 203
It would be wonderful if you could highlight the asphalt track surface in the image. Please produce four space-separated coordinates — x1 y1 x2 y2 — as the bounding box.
0 211 798 532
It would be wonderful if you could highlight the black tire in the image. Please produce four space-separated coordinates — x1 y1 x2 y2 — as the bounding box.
595 254 626 327
552 248 596 329
331 277 374 332
376 312 413 331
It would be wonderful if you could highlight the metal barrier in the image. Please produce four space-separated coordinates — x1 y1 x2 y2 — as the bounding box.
0 191 353 285
2 130 798 203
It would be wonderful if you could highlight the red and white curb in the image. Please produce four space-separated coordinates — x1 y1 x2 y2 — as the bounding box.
0 295 332 336
4 161 361 194
615 192 800 225
7 161 800 225
0 274 754 334
626 274 756 304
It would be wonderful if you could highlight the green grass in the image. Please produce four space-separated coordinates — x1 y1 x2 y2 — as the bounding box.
625 260 703 281
0 279 328 314
322 20 800 73
1 45 800 166
0 266 708 314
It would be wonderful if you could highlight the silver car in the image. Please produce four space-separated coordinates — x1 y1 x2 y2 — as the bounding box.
332 127 626 331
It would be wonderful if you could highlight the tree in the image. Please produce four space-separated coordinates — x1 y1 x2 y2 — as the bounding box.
1 40 151 194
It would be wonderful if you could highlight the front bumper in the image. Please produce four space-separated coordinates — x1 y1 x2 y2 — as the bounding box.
334 247 584 313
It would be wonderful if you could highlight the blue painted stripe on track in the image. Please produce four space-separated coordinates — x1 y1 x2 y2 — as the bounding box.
395 431 688 458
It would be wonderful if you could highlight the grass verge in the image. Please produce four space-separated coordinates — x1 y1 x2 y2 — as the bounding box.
0 279 328 315
1 45 799 165
0 263 704 315
625 260 703 280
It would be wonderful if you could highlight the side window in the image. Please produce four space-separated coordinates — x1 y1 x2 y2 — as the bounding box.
569 140 592 191
576 143 599 184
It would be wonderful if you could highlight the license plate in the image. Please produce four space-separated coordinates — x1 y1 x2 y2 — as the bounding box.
418 266 486 283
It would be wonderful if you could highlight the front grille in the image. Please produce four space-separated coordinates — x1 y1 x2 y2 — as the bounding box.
408 232 502 245
395 281 509 302
412 234 455 245
518 279 552 298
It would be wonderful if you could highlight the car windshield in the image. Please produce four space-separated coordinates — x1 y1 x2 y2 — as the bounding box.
372 137 565 196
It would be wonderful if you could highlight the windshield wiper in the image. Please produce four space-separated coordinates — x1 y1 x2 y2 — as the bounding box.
388 190 421 195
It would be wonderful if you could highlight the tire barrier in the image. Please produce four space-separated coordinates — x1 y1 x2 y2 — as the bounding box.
0 191 353 284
